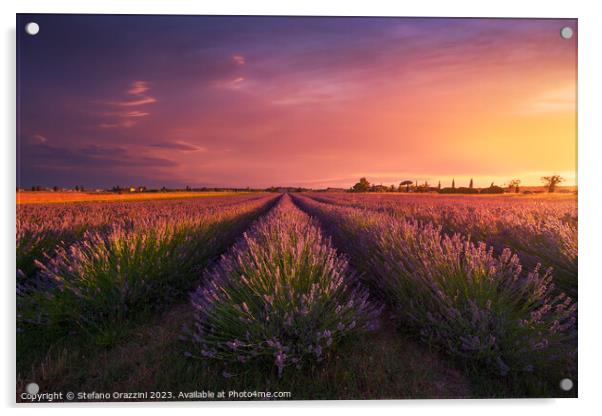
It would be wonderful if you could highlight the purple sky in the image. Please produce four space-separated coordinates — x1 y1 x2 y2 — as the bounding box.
17 15 577 189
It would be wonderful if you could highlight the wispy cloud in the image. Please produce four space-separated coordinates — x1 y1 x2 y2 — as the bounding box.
32 134 47 144
109 81 157 107
522 84 576 114
128 80 151 95
214 76 247 91
26 142 178 169
147 140 207 153
113 97 157 107
124 111 150 117
232 55 246 65
99 81 157 128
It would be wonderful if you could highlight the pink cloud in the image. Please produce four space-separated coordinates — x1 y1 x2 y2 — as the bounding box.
32 134 47 144
123 111 150 117
98 81 156 128
113 96 157 107
148 140 207 153
127 80 151 95
232 55 246 65
109 81 157 107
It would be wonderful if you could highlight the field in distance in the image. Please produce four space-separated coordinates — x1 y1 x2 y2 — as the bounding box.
16 191 257 205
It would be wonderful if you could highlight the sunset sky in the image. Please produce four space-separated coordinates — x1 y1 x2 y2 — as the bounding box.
17 15 577 189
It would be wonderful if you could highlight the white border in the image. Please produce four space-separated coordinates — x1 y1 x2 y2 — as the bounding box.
3 1 601 415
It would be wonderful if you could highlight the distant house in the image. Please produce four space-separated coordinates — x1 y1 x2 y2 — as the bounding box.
125 186 147 193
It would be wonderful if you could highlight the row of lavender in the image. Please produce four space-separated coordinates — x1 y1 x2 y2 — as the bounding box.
17 194 278 342
186 195 380 376
17 193 270 280
292 194 577 379
306 193 577 297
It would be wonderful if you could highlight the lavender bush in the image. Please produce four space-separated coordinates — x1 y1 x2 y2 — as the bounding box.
187 195 380 377
293 194 576 377
305 192 577 297
18 195 277 339
17 193 269 280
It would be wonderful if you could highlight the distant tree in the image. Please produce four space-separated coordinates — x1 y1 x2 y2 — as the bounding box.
400 180 413 192
469 178 474 189
52 186 58 192
508 179 521 193
186 185 191 191
452 179 455 189
438 181 441 190
389 184 395 192
415 181 431 193
352 177 371 193
160 186 168 192
541 175 564 193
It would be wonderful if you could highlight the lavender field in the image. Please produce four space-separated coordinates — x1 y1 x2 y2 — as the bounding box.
16 192 577 400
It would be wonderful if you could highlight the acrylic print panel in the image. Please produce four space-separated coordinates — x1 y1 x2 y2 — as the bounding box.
16 14 577 402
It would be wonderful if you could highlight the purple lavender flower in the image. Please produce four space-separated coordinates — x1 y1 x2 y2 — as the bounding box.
291 193 577 377
186 195 379 377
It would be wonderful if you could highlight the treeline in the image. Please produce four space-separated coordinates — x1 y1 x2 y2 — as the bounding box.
21 186 88 192
350 175 567 194
351 177 504 194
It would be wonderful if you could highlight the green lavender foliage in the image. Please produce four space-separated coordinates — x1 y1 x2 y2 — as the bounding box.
293 194 576 378
188 195 380 377
18 195 277 340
